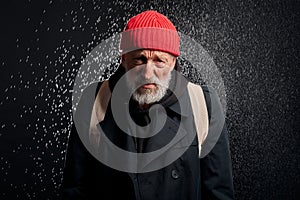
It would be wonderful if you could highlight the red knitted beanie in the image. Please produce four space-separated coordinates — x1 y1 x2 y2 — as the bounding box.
120 10 180 57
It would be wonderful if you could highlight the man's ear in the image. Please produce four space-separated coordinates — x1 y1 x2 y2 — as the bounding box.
170 56 177 70
121 54 126 68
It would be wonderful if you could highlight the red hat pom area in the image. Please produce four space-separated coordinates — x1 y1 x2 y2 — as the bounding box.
120 10 180 57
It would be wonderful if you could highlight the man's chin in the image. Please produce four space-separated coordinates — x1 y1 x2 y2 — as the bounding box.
133 87 167 105
137 87 157 95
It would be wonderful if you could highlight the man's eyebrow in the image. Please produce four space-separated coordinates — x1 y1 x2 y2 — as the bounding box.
154 53 169 62
133 54 146 59
131 51 170 61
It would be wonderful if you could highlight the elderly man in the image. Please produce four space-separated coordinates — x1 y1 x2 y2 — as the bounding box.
61 10 234 200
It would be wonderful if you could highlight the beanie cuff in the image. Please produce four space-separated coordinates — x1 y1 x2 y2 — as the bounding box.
120 27 180 57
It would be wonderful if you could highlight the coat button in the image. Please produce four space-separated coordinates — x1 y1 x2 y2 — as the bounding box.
171 169 179 179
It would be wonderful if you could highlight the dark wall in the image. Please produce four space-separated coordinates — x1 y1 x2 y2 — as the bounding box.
0 0 299 199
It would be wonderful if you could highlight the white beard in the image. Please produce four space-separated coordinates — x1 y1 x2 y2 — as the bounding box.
126 71 172 105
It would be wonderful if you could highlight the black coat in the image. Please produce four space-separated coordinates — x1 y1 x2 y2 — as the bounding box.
61 67 234 200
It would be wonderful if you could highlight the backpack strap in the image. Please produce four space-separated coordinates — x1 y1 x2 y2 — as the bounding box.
187 82 209 157
89 81 209 157
89 80 111 147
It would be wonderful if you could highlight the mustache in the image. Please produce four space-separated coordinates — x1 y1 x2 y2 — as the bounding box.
134 76 168 88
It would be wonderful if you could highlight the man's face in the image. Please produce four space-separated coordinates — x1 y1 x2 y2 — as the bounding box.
122 49 176 105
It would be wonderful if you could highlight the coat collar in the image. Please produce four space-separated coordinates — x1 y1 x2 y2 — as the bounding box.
167 88 191 117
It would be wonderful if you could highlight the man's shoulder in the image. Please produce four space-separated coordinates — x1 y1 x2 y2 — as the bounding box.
199 85 221 108
186 83 216 105
200 85 217 97
187 83 224 121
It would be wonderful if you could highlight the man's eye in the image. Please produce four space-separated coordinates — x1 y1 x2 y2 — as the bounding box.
133 59 143 64
155 61 166 68
133 57 146 64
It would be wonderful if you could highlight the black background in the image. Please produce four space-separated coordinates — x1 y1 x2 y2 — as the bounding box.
0 0 299 199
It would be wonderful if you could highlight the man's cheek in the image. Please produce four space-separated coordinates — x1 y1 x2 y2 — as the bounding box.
161 69 170 78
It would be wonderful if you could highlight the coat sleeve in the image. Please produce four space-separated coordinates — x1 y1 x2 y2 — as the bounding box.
60 123 95 200
60 82 102 200
199 86 234 200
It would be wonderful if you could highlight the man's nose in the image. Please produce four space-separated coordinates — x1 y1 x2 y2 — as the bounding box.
142 62 154 80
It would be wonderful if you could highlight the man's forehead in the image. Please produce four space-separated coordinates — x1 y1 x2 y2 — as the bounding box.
127 49 172 58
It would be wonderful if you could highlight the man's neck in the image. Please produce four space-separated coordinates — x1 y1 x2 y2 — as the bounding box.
138 103 151 110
